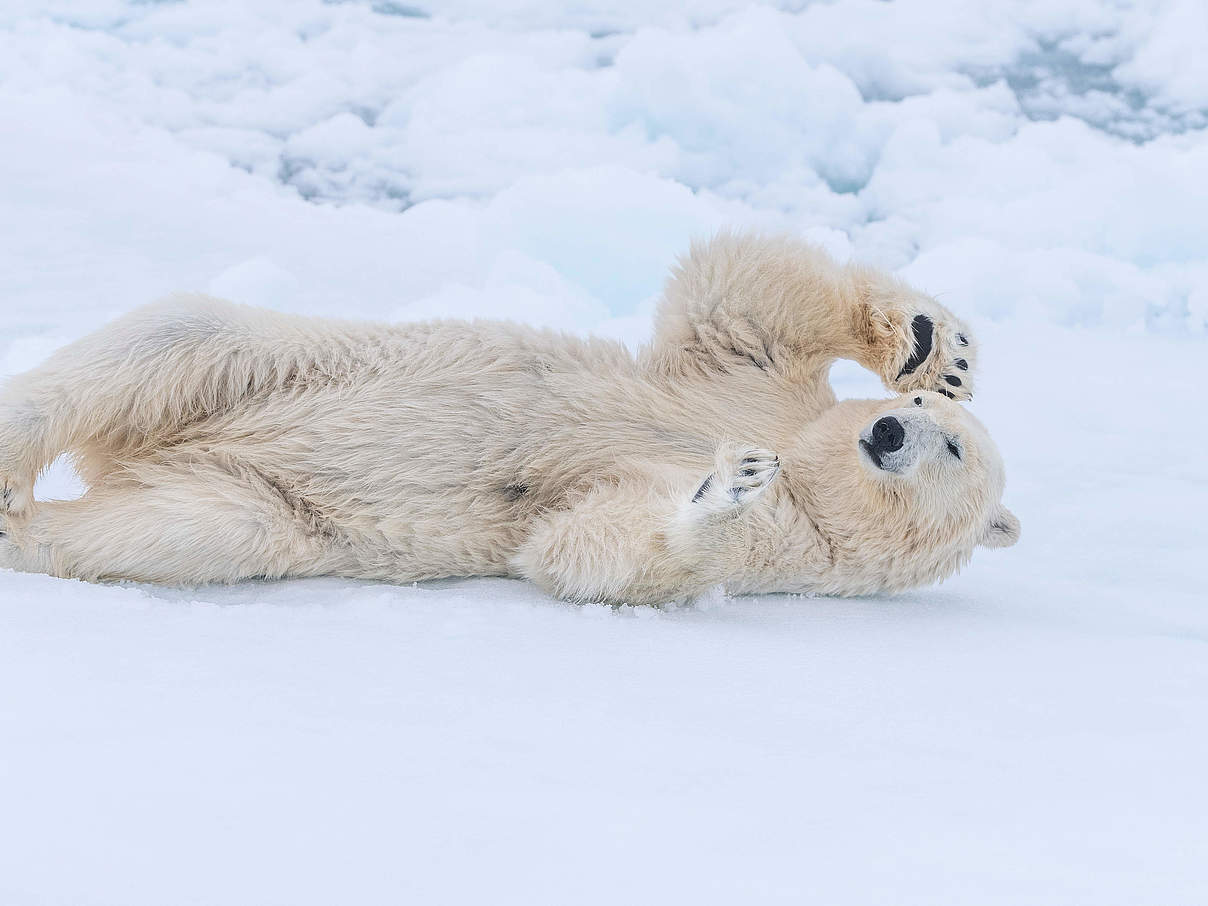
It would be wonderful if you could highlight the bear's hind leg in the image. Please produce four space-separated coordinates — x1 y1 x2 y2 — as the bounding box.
0 456 348 584
0 294 341 519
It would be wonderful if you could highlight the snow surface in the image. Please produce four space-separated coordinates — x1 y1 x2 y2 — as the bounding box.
1 1 1206 903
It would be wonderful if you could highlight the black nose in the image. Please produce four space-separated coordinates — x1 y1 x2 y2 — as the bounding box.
870 416 905 453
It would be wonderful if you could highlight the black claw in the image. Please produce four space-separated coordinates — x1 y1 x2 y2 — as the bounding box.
945 375 962 387
939 389 956 399
896 315 934 378
956 333 968 346
739 468 755 476
955 359 968 370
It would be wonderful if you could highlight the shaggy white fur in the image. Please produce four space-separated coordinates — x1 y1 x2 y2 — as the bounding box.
0 233 1018 603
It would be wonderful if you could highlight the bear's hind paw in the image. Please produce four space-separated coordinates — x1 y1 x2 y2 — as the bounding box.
0 510 22 570
1 475 34 517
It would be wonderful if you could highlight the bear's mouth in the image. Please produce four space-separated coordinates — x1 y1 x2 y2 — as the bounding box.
859 439 885 470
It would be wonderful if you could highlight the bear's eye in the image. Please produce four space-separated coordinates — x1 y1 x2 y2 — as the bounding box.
946 439 962 460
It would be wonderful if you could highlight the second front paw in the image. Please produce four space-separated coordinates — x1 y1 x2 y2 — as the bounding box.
692 447 780 516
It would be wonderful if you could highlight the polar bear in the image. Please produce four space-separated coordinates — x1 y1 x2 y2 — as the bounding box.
0 232 1018 603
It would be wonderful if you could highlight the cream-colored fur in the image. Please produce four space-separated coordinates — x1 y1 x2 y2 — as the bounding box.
0 232 1018 603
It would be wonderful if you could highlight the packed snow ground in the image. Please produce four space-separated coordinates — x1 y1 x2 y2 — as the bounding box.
1 1 1206 903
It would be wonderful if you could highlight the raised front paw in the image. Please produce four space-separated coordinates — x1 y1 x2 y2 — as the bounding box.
692 447 780 516
876 302 976 402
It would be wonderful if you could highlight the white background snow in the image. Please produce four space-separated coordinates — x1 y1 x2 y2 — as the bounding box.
1 1 1205 903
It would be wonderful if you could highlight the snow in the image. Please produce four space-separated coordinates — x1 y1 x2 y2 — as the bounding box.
1 1 1205 902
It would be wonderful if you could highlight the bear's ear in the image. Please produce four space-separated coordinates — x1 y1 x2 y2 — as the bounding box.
979 504 1020 549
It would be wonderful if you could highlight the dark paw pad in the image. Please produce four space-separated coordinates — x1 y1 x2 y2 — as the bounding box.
896 315 933 378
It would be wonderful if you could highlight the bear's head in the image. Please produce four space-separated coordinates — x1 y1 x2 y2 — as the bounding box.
775 392 1019 595
856 391 1019 549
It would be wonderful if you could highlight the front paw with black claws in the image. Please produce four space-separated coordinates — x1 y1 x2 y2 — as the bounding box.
692 447 780 517
884 307 976 402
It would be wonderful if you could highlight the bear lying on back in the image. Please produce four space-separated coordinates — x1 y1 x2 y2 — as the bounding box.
0 232 1019 603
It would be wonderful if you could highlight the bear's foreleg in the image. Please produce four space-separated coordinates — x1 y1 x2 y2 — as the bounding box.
651 232 976 400
513 447 779 605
